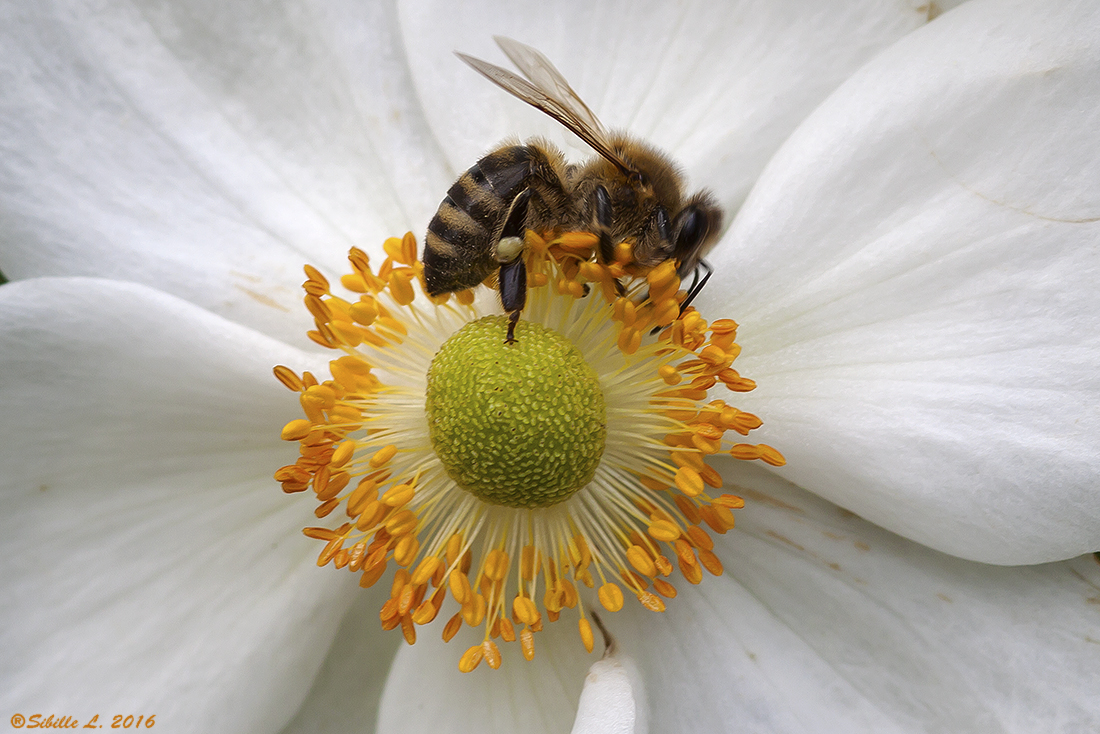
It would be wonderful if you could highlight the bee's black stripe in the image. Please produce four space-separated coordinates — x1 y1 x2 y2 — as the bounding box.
423 145 558 296
427 203 489 255
442 162 498 225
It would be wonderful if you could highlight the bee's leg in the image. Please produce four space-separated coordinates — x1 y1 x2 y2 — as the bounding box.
592 185 615 263
496 188 534 265
679 259 713 312
642 206 678 335
497 187 532 344
636 204 673 288
499 258 526 344
633 204 673 266
652 205 672 252
591 185 625 296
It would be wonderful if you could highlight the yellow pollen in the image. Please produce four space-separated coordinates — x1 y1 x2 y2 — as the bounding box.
613 241 633 263
275 230 784 671
520 627 535 660
638 591 666 613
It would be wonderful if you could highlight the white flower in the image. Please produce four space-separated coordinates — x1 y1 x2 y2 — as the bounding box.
1 1 1098 733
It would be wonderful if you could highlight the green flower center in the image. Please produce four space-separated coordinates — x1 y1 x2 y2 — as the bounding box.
425 316 607 508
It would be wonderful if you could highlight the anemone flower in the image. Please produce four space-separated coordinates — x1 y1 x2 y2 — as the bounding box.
2 1 1099 733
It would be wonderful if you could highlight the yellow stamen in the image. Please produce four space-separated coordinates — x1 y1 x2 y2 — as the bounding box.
520 627 536 661
276 230 784 672
598 582 624 612
280 419 313 441
458 645 483 673
369 445 397 468
578 618 595 653
674 466 705 497
381 483 415 507
648 519 681 543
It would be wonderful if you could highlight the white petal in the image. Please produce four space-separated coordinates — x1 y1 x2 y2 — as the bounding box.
0 278 359 732
399 0 932 212
700 0 1100 562
610 461 1100 733
280 591 401 734
376 619 591 734
0 1 452 343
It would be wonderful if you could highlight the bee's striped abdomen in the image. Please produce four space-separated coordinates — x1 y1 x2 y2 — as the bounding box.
424 146 540 296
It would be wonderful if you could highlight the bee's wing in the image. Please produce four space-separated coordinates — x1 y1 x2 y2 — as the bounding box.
456 41 633 175
492 37 606 138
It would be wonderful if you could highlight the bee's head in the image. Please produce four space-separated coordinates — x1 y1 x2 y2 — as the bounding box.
672 191 723 276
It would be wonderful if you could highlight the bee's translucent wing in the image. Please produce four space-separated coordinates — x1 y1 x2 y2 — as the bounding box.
492 37 607 140
456 42 633 175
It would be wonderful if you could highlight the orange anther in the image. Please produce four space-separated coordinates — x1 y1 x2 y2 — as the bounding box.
442 613 462 643
626 545 657 578
699 549 724 576
578 618 595 653
484 549 509 581
686 525 714 551
281 419 313 441
637 591 666 613
675 466 705 497
482 639 502 670
388 270 416 306
382 236 404 262
411 557 441 587
449 569 472 605
520 627 536 661
598 582 624 612
653 578 678 598
303 264 329 290
273 365 304 392
617 326 641 355
658 365 682 385
330 441 355 468
513 596 540 626
349 299 379 325
394 535 419 567
458 645 483 673
384 509 417 537
648 519 681 542
369 444 398 468
446 533 464 566
382 483 415 507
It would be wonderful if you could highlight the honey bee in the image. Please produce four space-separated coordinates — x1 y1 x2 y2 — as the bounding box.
423 37 722 342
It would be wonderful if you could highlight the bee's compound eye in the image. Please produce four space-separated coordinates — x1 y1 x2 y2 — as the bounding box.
673 201 720 264
677 209 708 249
